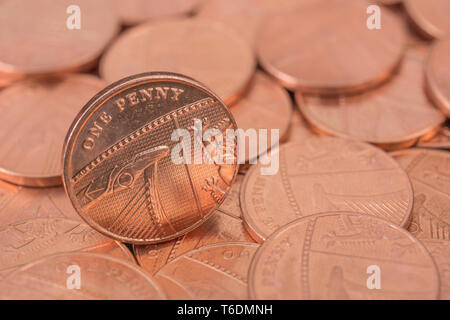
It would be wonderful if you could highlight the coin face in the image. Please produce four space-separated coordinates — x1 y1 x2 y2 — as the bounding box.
0 217 134 280
425 38 450 117
100 19 255 106
404 0 450 39
0 253 166 299
154 242 258 299
134 210 253 275
112 0 202 25
296 50 446 150
0 74 107 187
257 0 406 93
249 212 439 299
230 72 292 162
0 0 119 77
419 240 450 300
240 137 413 242
63 72 239 244
390 149 450 241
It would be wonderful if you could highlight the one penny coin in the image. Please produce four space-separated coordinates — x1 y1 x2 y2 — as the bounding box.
154 242 258 299
63 72 239 244
0 74 107 187
257 0 406 93
249 212 440 299
100 19 254 106
240 137 413 242
0 0 119 77
404 0 450 39
296 49 446 150
0 252 165 299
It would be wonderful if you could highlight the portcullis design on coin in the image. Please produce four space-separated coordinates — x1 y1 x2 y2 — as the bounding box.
63 72 238 244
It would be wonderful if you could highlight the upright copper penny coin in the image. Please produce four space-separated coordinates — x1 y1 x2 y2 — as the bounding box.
154 242 258 299
249 212 439 300
0 253 165 299
404 0 450 39
231 72 292 163
420 240 450 300
112 0 202 25
0 0 119 77
296 49 446 150
257 0 406 93
426 38 450 117
390 149 450 241
0 74 107 187
240 137 413 242
100 19 254 106
63 72 239 244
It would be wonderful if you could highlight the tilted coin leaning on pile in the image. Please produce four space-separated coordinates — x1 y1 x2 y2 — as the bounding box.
0 0 448 300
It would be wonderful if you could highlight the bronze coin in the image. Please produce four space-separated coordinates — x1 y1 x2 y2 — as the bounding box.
0 217 134 280
257 0 406 93
425 37 450 117
420 240 450 300
249 212 440 300
0 0 119 77
63 72 239 244
404 0 450 39
0 74 107 187
417 121 450 149
0 252 165 299
99 19 255 106
134 210 253 275
154 242 258 299
296 49 446 150
230 72 292 163
390 149 450 241
112 0 202 26
240 137 413 242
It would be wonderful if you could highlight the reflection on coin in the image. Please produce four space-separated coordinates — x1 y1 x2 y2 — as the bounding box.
0 74 106 187
249 212 439 299
257 0 406 93
230 72 292 162
0 253 165 299
134 210 253 275
155 242 258 299
425 38 450 117
0 217 134 280
417 121 450 149
0 0 119 78
100 19 254 106
296 50 445 150
285 109 316 143
404 0 450 39
63 72 239 244
240 137 413 242
112 0 202 25
420 240 450 300
390 149 450 241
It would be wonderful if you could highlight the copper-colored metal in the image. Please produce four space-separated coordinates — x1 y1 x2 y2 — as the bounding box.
0 252 165 299
63 72 239 244
249 212 440 300
377 0 402 5
0 217 135 280
404 0 450 39
99 19 255 106
112 0 202 26
257 0 406 93
240 137 413 242
391 149 450 240
0 74 106 187
425 38 450 117
417 121 450 149
420 240 450 300
217 173 244 219
0 0 119 78
230 72 292 163
296 49 446 150
285 109 316 143
154 242 258 299
134 210 253 275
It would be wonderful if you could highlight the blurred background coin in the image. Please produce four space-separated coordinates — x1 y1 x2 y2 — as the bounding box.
404 0 450 39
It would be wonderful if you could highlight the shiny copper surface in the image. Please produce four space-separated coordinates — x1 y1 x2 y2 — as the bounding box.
404 0 450 39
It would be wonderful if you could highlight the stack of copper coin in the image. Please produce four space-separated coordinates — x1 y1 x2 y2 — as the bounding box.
0 0 448 300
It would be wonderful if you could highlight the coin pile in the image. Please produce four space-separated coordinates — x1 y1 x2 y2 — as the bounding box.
0 0 448 300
